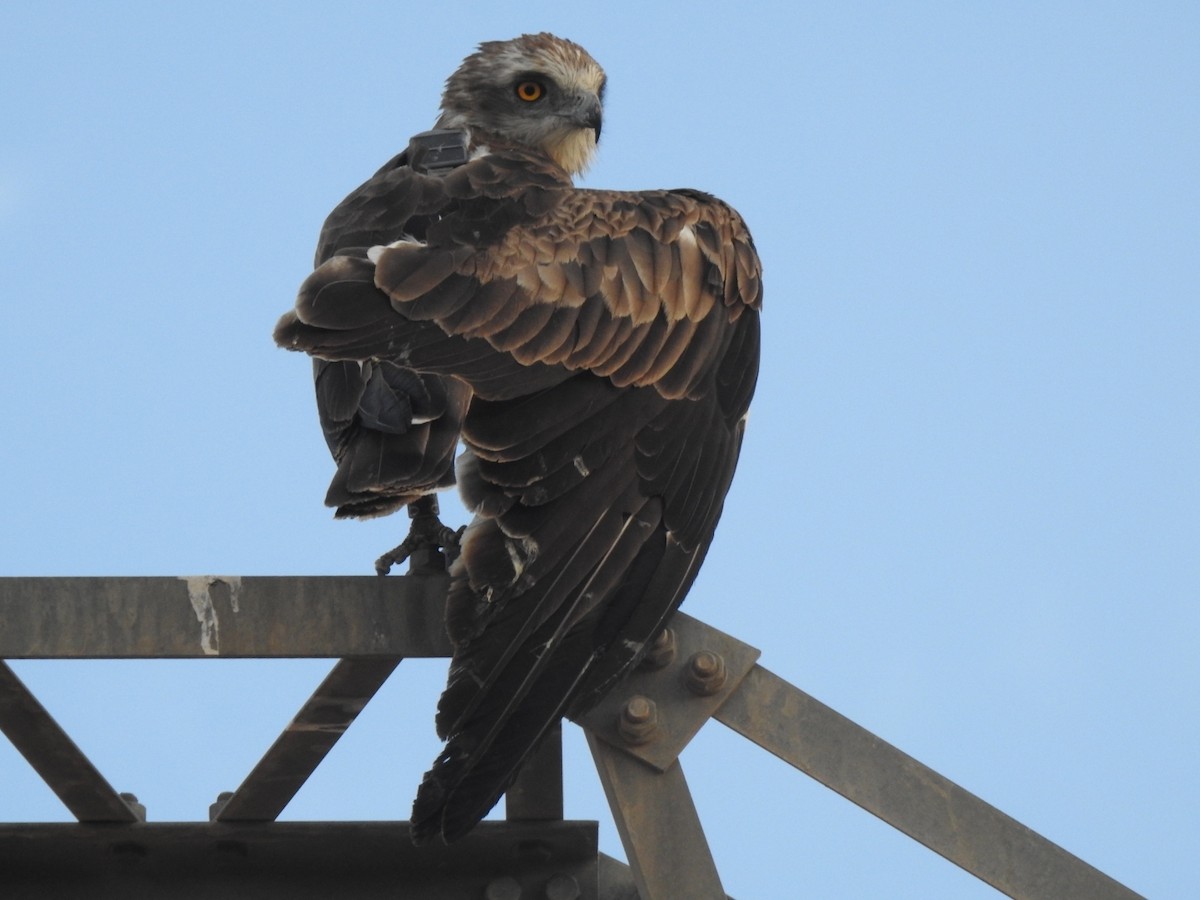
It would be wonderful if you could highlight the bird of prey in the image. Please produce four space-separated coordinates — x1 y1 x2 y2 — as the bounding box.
274 33 762 844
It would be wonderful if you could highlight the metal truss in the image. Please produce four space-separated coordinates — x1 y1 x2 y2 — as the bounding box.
0 576 1143 899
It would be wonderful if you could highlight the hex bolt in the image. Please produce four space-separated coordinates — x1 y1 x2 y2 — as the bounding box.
684 650 728 696
485 876 523 900
208 791 234 822
119 792 146 822
544 873 581 900
637 627 677 671
617 694 658 745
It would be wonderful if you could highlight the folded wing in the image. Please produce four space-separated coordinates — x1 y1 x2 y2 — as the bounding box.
303 152 472 518
274 146 762 843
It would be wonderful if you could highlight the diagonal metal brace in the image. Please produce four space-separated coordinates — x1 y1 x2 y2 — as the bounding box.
715 665 1145 900
214 657 402 822
576 612 1143 900
586 731 732 900
0 660 143 823
574 613 750 899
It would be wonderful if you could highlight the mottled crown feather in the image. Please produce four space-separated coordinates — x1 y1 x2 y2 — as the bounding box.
435 33 607 176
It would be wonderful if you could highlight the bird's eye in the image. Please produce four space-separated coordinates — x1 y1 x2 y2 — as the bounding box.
515 80 545 102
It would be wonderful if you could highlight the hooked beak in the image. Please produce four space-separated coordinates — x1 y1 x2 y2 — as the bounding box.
572 94 603 144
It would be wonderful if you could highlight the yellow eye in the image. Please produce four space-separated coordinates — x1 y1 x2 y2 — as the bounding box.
515 80 545 102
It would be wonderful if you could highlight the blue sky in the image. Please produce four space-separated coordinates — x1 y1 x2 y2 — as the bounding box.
2 2 1197 896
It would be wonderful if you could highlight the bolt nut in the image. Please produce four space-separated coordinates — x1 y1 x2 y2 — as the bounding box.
119 792 147 822
683 650 727 696
208 791 234 822
637 627 677 671
544 873 581 900
617 694 658 745
485 876 522 900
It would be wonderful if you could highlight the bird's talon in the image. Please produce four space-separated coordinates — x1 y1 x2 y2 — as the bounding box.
376 497 461 575
375 541 414 576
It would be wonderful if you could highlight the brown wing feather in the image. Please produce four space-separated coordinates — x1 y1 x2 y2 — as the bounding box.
368 155 762 402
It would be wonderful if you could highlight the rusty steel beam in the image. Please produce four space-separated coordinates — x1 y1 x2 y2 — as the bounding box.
505 721 565 823
586 731 729 900
213 657 402 822
2 577 1144 898
715 664 1145 900
0 661 142 823
0 821 599 899
0 576 451 659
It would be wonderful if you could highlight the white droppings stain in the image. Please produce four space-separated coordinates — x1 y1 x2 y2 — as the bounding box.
179 576 242 656
573 455 590 477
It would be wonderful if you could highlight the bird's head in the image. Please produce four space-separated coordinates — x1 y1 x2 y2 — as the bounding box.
436 33 606 177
